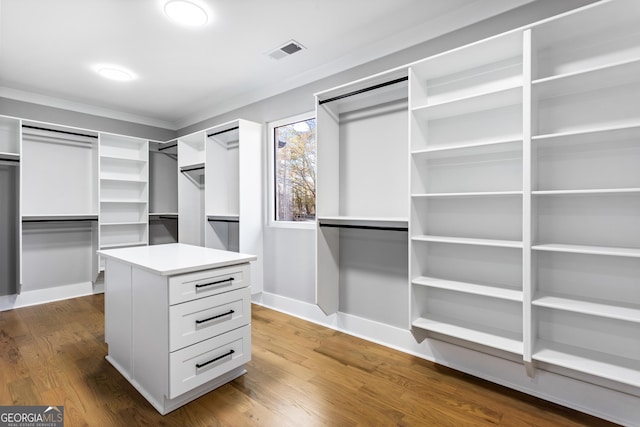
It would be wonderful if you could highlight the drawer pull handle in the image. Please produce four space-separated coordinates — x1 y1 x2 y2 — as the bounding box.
196 349 235 369
195 310 235 325
195 277 235 290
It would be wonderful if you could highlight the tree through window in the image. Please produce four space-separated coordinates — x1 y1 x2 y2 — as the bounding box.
274 117 316 222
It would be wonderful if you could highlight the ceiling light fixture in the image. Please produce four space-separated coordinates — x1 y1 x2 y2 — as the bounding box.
96 65 135 82
164 1 208 26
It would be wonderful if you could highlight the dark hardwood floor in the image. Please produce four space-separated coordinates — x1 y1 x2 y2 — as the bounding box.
0 294 618 426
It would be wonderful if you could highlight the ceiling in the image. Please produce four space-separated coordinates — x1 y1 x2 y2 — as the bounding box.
0 0 533 130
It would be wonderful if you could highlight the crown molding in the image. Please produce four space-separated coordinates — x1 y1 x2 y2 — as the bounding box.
0 86 177 130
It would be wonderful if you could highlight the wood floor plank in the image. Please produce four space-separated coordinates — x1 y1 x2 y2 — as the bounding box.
0 295 620 426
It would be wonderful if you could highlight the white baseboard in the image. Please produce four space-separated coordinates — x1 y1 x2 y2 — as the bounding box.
254 291 639 427
0 280 104 312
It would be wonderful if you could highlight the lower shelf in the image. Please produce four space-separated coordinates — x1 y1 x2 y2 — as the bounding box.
412 316 523 355
533 243 640 258
533 340 640 388
413 235 523 248
533 295 640 323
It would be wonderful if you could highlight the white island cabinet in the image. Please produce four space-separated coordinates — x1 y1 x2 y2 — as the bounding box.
98 243 256 414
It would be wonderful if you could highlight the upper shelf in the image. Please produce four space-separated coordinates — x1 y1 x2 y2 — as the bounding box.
410 30 522 82
532 243 640 258
533 57 640 100
411 85 522 121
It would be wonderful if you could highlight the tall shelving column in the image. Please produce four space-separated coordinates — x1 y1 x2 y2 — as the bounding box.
178 132 205 246
528 0 640 389
21 123 100 291
0 116 21 296
205 119 264 294
99 134 149 251
315 68 409 328
408 30 526 355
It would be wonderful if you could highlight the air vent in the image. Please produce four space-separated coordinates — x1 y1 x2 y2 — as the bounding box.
266 40 305 60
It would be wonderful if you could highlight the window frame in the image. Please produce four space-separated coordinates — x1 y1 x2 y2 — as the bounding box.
267 111 317 229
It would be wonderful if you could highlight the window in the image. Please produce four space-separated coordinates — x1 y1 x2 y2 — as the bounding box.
269 113 316 224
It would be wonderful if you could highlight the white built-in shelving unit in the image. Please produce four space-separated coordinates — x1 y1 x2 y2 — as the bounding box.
408 29 526 356
527 0 640 388
403 0 640 393
0 116 21 296
315 68 409 328
99 133 149 250
21 122 100 291
205 119 263 293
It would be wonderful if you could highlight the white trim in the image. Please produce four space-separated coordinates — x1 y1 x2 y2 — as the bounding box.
253 291 639 426
266 111 317 230
0 280 104 312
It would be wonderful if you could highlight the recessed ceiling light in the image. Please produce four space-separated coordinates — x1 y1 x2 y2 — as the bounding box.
96 65 135 82
164 1 208 26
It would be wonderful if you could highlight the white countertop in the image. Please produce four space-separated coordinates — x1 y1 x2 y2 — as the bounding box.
97 243 256 276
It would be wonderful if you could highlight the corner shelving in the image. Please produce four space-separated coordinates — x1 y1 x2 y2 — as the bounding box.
99 133 149 250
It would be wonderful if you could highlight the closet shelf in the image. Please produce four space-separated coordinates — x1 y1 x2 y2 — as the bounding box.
532 244 640 258
100 154 146 163
412 316 523 355
532 188 640 196
100 221 147 227
100 177 147 184
412 191 522 198
100 242 147 250
180 162 205 174
207 214 240 223
533 57 640 100
410 30 522 80
533 295 640 324
533 340 640 388
533 122 640 141
412 235 523 248
411 137 521 159
413 276 522 302
411 84 522 121
100 199 147 204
